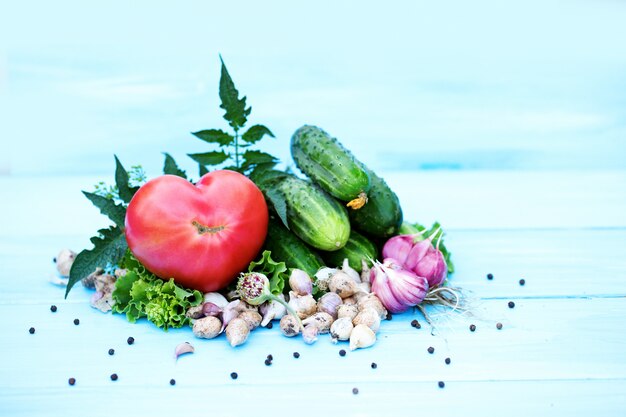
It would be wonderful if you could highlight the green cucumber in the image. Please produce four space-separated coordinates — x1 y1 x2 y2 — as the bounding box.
291 125 370 209
259 174 351 251
264 220 325 276
349 167 403 238
321 229 378 272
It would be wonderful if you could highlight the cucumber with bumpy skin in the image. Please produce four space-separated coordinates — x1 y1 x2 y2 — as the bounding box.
259 173 351 251
349 166 403 238
291 125 370 209
321 229 378 272
264 220 325 276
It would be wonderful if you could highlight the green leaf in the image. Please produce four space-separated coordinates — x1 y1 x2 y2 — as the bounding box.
219 55 251 131
163 153 188 179
82 191 127 227
198 163 209 177
241 124 275 144
264 187 289 230
114 155 135 204
191 129 234 146
65 226 128 298
248 250 288 295
241 150 279 171
188 151 230 166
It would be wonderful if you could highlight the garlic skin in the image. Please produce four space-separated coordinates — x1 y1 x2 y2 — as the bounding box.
193 316 222 339
314 267 338 292
204 292 229 309
239 310 262 331
289 269 313 296
302 324 319 344
225 318 250 347
259 294 287 327
337 304 359 321
280 315 302 337
341 259 361 283
353 308 381 333
89 274 116 313
221 300 247 331
342 296 357 306
330 317 354 341
81 267 103 289
55 249 76 276
202 302 222 317
174 342 195 359
302 312 334 334
288 291 317 319
329 271 358 298
360 260 371 283
317 292 343 319
350 324 376 350
357 294 387 319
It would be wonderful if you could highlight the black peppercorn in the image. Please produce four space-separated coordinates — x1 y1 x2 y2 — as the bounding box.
170 379 176 386
68 377 76 386
73 318 80 325
230 372 238 380
496 322 503 330
386 312 393 320
110 373 118 381
469 324 476 332
293 352 300 359
127 336 135 345
508 301 515 308
264 359 272 366
445 357 451 365
438 381 445 388
487 273 493 280
428 346 435 354
411 319 421 329
352 387 359 395
50 305 57 312
339 349 346 357
519 279 526 286
371 362 377 369
53 257 57 263
108 349 115 356
266 322 273 329
266 354 273 361
29 327 35 334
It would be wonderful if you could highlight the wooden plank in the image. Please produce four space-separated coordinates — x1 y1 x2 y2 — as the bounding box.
2 228 625 303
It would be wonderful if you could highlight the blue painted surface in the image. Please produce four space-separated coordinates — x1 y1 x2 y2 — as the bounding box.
1 2 626 416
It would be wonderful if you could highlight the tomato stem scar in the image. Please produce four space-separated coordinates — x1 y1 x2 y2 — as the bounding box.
192 220 225 235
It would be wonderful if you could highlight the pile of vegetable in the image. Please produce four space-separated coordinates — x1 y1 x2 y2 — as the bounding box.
57 58 456 349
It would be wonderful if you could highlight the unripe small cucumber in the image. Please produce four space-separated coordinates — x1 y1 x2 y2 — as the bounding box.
291 125 370 209
259 174 351 251
349 167 403 238
321 229 378 272
264 220 325 277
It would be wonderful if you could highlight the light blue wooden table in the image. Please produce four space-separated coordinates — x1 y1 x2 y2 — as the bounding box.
2 1 626 415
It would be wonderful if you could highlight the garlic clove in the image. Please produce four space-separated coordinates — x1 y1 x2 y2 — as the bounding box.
55 248 76 276
289 269 313 296
302 324 319 344
341 259 361 283
314 267 338 292
352 308 381 333
357 294 388 319
225 318 250 347
287 291 317 319
280 314 302 337
221 300 246 331
337 304 359 321
204 292 229 309
360 260 371 283
317 292 342 319
260 294 287 327
302 312 334 334
330 317 354 341
193 316 222 339
349 324 376 350
174 342 195 359
329 271 359 299
186 305 205 319
239 310 262 331
202 302 222 317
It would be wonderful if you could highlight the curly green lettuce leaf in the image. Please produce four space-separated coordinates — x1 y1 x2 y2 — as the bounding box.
248 250 288 295
112 254 203 330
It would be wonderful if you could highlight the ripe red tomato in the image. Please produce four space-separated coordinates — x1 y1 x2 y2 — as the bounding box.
125 170 268 292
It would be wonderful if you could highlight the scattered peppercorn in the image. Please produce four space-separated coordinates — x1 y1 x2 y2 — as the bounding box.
445 357 451 365
386 312 393 320
428 347 435 354
352 387 359 395
496 322 503 330
73 319 80 325
371 362 377 369
108 349 115 356
293 352 300 359
469 324 476 332
411 319 421 329
438 381 445 388
68 377 76 386
266 354 273 361
53 257 57 263
170 379 176 386
339 349 346 357
110 373 118 381
266 322 273 329
487 273 493 280
508 301 515 309
29 327 35 334
127 337 135 345
50 305 57 312
519 279 526 286
230 372 238 380
264 359 272 366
